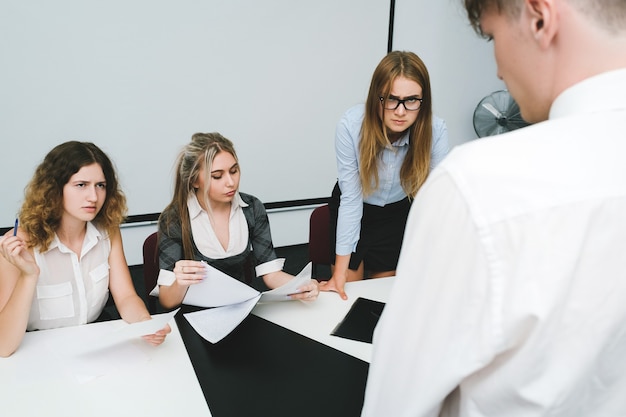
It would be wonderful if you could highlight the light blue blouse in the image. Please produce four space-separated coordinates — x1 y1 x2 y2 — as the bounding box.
335 104 450 255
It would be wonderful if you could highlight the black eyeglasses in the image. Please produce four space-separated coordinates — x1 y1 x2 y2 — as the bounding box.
379 96 423 111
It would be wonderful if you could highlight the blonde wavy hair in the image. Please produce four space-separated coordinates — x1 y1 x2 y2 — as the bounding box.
160 132 238 260
20 141 127 251
360 51 433 198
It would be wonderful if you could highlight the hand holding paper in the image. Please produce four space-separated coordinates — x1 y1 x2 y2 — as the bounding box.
182 262 315 343
183 262 261 307
259 263 314 302
72 309 179 354
117 308 179 339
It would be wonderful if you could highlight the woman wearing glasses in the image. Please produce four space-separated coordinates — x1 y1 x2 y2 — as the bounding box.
320 51 450 300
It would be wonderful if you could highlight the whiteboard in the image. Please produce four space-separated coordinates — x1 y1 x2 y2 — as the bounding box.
0 0 389 226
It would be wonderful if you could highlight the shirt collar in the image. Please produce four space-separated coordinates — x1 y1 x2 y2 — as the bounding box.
47 221 102 254
389 131 410 148
550 68 626 120
188 192 248 220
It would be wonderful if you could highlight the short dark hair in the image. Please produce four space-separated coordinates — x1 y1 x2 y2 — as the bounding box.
463 0 522 35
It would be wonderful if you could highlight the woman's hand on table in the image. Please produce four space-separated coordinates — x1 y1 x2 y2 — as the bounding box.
319 276 348 300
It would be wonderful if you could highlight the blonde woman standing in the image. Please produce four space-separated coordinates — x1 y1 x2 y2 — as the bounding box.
321 51 450 300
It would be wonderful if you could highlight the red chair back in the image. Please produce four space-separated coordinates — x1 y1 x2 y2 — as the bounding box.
142 232 159 313
308 205 333 277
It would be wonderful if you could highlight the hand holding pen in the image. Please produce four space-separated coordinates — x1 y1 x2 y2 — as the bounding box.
0 219 40 278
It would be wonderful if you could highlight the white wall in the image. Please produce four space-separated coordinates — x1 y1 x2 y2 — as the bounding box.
1 0 388 265
0 0 388 221
393 0 505 147
2 0 506 266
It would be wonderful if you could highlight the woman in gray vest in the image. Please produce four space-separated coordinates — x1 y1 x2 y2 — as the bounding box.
157 132 318 309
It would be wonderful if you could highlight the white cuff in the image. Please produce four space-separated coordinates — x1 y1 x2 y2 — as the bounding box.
150 269 177 297
255 258 285 277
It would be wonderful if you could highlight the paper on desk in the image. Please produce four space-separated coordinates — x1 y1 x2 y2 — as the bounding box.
184 296 260 343
259 262 312 302
183 262 313 343
74 309 179 354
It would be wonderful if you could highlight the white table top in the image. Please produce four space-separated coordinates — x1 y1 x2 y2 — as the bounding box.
252 276 394 363
0 319 211 417
0 277 394 417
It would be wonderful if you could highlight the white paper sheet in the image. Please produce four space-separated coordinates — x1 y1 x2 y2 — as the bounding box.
259 262 312 302
72 309 179 354
183 296 260 343
182 262 313 343
183 263 260 307
113 308 179 339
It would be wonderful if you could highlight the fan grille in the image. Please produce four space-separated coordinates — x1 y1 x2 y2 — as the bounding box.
473 90 529 137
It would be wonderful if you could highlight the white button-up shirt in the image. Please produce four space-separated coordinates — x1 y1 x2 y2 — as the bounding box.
28 222 111 330
362 69 626 416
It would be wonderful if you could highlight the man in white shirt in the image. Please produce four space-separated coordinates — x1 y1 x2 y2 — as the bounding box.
361 1 626 416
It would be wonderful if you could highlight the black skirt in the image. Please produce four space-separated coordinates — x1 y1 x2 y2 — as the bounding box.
329 182 412 273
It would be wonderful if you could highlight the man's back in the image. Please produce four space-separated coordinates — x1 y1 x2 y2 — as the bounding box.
440 69 626 415
362 69 626 416
362 1 626 415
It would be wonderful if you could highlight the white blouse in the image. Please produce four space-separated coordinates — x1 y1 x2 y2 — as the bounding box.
28 222 111 331
188 192 249 258
156 193 283 287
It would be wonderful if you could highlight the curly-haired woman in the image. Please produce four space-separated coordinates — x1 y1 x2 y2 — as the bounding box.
0 141 170 357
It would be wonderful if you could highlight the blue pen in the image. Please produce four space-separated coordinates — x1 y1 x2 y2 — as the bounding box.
13 218 18 236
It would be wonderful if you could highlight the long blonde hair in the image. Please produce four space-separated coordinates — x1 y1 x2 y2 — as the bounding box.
360 51 433 198
160 132 238 260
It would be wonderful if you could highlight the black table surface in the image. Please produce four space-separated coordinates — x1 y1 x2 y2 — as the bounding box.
175 307 369 417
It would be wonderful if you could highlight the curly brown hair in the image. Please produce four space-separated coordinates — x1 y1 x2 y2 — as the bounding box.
19 141 127 251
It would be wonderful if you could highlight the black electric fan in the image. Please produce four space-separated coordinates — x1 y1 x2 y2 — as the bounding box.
473 90 530 137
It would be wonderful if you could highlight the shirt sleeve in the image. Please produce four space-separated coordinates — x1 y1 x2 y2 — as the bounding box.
430 116 451 170
335 108 364 255
255 258 286 277
361 168 498 417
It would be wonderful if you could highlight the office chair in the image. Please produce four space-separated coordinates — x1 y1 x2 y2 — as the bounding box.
142 231 159 314
308 204 333 279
